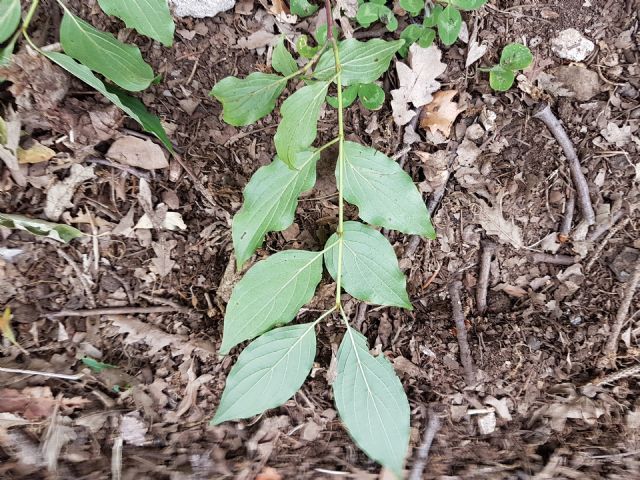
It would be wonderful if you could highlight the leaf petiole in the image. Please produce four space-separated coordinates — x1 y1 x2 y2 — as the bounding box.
315 136 340 154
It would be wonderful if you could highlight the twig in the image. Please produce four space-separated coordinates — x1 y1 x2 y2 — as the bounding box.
600 261 640 368
85 157 151 180
449 280 476 386
57 249 96 308
533 104 595 226
582 364 640 394
586 217 631 272
408 409 442 480
476 240 497 315
0 366 82 380
172 153 220 211
559 189 575 239
587 209 626 242
46 305 182 318
531 253 578 266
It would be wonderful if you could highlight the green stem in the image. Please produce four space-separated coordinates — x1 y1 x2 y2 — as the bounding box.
313 306 337 326
315 136 340 154
285 41 329 82
332 36 345 311
22 0 41 34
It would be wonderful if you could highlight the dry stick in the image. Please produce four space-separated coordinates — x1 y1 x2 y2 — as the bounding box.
57 249 96 308
0 366 82 380
46 305 182 318
559 189 575 238
173 153 220 211
408 410 442 480
476 240 497 315
588 209 626 242
601 261 640 368
449 280 476 386
586 217 631 272
531 253 578 266
533 104 595 227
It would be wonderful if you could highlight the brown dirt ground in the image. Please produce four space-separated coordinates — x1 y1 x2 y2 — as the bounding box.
1 0 640 478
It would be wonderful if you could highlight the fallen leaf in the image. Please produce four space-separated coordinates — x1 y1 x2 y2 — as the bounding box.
416 150 449 193
466 40 487 68
419 90 464 137
45 164 96 221
256 467 283 480
477 411 496 434
106 136 169 170
0 307 20 349
390 44 446 126
150 238 177 277
0 111 26 187
474 192 524 249
600 122 633 147
270 0 289 15
120 413 148 446
238 31 277 50
0 212 82 243
17 143 56 164
0 387 88 420
493 283 528 297
134 209 187 231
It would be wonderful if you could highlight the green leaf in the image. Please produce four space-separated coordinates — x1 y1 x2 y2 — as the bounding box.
417 27 436 48
0 212 83 243
213 322 317 424
399 0 423 16
96 0 175 46
324 221 411 308
314 38 404 86
43 52 173 151
380 7 398 32
489 65 516 91
499 43 533 71
274 81 329 167
423 4 442 27
295 34 319 59
0 0 21 44
59 10 154 92
313 25 340 45
326 84 359 109
399 24 423 57
210 73 287 126
341 142 435 237
290 0 319 17
272 36 298 76
355 3 380 28
450 0 487 10
437 4 462 46
334 327 410 476
220 249 325 354
358 83 384 110
233 151 319 268
0 33 17 80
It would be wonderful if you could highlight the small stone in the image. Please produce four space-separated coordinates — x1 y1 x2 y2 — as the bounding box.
551 28 595 62
169 0 235 18
552 64 602 101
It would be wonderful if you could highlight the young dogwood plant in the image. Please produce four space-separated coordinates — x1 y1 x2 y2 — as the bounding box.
486 42 533 91
209 1 435 475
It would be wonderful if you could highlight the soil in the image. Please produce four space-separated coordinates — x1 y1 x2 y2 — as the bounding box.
1 0 639 479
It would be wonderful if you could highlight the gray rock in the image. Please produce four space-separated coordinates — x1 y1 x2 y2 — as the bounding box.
169 0 235 18
551 28 595 62
552 64 602 101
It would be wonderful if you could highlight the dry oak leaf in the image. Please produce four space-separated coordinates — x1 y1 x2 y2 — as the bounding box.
390 44 446 126
106 136 168 170
45 163 96 221
17 142 56 164
420 90 465 137
474 191 523 249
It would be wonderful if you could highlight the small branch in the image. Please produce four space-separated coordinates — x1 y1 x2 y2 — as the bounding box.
0 366 82 380
587 209 626 242
531 253 578 266
533 104 595 226
581 364 640 396
449 280 476 386
559 189 575 239
408 409 442 480
586 217 631 272
46 305 182 318
600 261 640 368
476 240 497 315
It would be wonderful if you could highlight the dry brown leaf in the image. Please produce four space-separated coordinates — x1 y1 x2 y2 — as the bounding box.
45 164 95 221
270 0 289 15
0 111 26 187
17 143 56 164
256 467 283 480
390 44 446 126
474 192 523 249
150 238 177 277
419 90 464 137
106 136 169 170
0 387 88 420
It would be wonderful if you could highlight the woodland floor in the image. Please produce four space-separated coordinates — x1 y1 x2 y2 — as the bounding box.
1 0 640 479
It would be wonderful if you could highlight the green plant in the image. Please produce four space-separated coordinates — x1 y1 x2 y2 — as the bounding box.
354 0 487 56
485 43 533 91
0 0 174 150
209 2 435 475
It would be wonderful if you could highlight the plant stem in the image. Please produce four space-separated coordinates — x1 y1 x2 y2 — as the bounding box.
325 0 333 41
315 137 340 154
313 306 337 326
332 36 345 310
22 0 41 33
